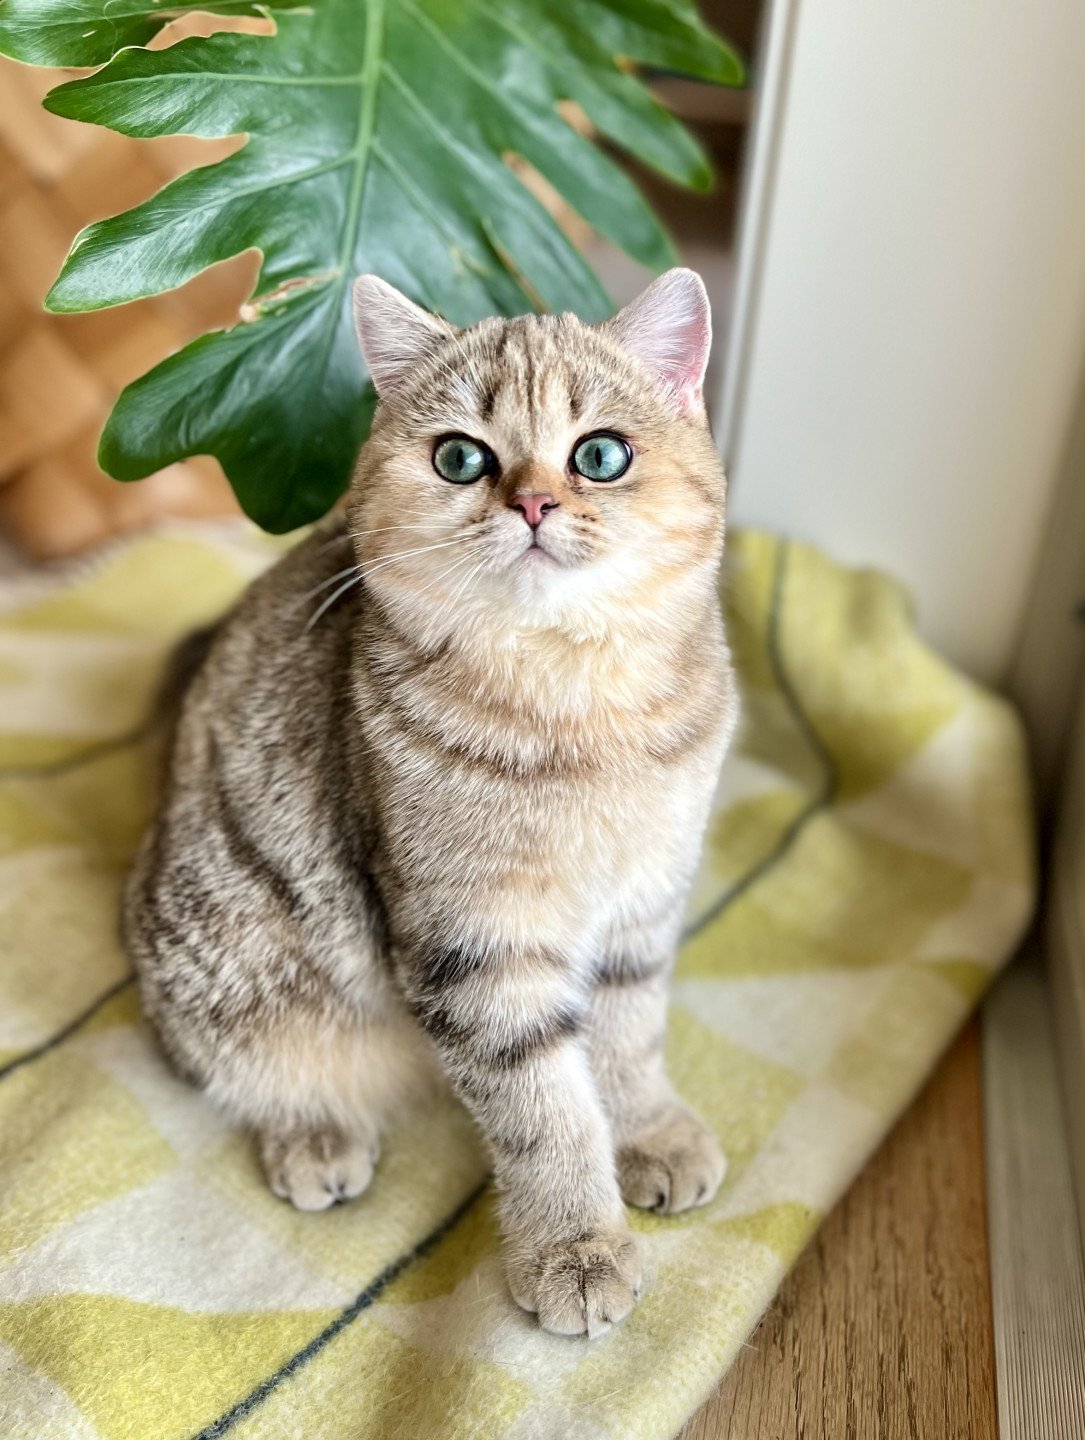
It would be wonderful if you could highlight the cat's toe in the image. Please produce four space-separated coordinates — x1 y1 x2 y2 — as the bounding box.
618 1108 726 1214
508 1228 642 1339
260 1126 378 1212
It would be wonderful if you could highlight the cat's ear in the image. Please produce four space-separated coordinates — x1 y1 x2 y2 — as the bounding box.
606 268 712 416
352 275 454 396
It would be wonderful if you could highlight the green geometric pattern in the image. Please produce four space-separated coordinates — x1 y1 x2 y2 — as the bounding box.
0 526 1034 1439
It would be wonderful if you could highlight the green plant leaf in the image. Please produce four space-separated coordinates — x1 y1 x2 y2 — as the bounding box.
0 0 302 66
0 0 743 532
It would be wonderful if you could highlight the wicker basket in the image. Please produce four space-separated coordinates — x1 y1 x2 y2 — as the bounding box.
0 8 747 561
0 45 250 559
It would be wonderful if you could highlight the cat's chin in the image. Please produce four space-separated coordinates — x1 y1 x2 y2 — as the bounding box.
506 546 582 615
520 545 559 568
509 544 569 590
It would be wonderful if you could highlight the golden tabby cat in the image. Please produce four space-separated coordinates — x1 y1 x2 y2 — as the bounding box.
123 268 737 1338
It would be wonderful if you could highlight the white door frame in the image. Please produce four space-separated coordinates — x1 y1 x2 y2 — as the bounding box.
717 0 1085 685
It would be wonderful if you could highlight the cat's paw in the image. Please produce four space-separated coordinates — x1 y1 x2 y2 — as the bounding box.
260 1126 378 1212
618 1108 726 1214
508 1228 642 1339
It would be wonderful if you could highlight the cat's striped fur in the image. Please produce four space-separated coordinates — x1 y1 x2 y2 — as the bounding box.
123 269 737 1337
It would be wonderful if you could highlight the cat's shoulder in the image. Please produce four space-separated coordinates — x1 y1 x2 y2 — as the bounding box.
195 517 358 705
230 516 357 636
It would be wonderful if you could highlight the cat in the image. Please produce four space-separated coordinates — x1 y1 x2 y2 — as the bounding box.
122 267 738 1339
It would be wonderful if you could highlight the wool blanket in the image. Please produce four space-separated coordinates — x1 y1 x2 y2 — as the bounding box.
0 527 1033 1439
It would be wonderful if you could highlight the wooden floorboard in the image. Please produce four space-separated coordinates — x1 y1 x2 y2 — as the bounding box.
680 1021 997 1439
984 955 1085 1440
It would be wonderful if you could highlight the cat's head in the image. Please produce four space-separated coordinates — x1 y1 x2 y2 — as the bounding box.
348 270 724 640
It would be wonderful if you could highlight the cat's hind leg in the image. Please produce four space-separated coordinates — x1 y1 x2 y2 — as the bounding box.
203 1006 439 1212
259 1124 378 1212
124 819 439 1211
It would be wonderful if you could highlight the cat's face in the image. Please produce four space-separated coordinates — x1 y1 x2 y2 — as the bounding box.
348 271 725 639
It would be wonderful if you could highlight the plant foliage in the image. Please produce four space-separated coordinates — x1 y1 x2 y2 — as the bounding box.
0 0 742 530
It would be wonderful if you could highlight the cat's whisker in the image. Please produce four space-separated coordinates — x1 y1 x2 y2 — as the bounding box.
431 545 482 583
430 546 487 598
305 535 482 628
350 503 465 544
351 521 445 538
303 571 366 632
448 557 487 607
317 530 354 553
354 533 479 580
299 563 362 604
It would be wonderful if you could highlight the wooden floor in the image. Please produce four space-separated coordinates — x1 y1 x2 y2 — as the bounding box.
680 1021 997 1439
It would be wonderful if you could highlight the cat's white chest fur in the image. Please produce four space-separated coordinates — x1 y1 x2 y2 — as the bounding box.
388 740 722 973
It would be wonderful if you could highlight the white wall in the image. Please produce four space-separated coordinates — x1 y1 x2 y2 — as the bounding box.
720 0 1085 683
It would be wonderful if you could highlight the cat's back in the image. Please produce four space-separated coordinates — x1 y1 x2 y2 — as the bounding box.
130 515 369 919
123 516 390 1080
191 517 358 726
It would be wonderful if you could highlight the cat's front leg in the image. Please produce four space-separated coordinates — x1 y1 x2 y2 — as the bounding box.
402 943 641 1338
590 913 726 1215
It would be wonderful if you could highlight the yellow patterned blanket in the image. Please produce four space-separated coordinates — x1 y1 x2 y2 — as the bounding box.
0 528 1032 1440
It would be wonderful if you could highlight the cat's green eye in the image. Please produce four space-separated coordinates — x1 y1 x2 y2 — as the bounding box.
571 432 632 482
433 434 493 484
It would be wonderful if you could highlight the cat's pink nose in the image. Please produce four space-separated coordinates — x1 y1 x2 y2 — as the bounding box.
510 493 558 529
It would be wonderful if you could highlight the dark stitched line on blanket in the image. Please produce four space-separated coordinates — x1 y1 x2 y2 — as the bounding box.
0 544 828 1094
0 720 158 781
189 1180 490 1440
0 537 829 1426
0 973 135 1082
184 537 841 1439
0 547 826 1050
682 538 839 942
